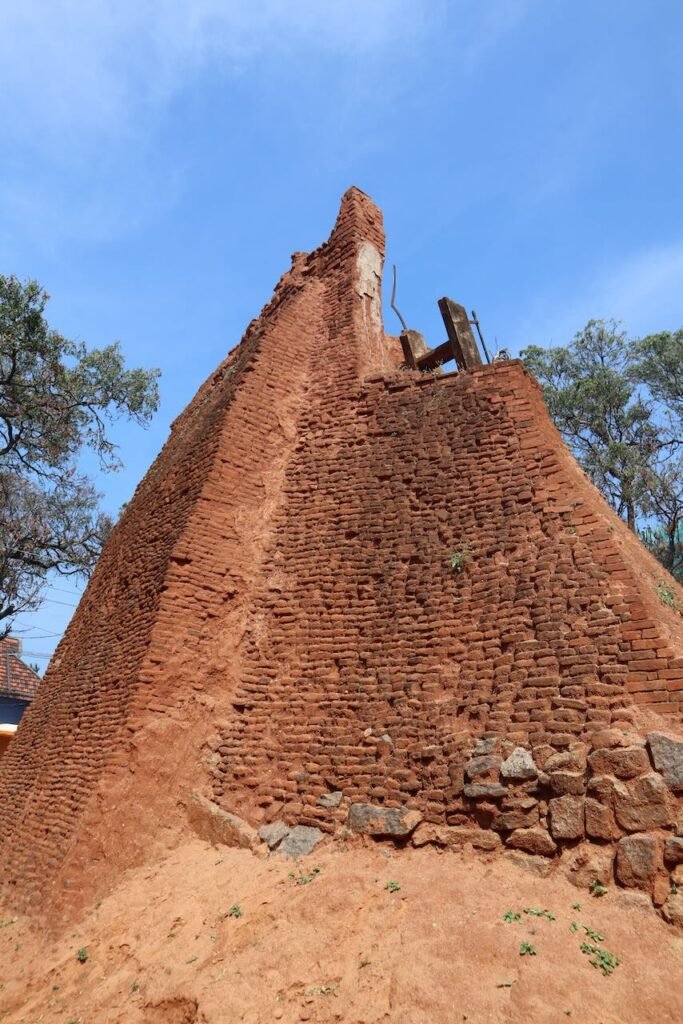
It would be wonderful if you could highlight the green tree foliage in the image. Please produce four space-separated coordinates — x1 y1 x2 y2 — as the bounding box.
0 274 160 632
522 320 683 578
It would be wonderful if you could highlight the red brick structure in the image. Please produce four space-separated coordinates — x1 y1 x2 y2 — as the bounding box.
1 189 682 921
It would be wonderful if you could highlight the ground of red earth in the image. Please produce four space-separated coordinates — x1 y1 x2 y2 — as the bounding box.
1 841 681 1024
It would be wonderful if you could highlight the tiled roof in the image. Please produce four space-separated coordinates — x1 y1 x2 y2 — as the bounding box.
0 637 41 702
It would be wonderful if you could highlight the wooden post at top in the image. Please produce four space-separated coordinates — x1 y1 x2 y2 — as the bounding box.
438 297 483 370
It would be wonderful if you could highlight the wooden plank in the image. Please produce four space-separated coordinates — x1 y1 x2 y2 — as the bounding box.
416 341 451 372
438 297 483 369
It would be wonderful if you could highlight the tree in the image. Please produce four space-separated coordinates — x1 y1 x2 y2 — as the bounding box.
521 319 683 578
0 274 160 633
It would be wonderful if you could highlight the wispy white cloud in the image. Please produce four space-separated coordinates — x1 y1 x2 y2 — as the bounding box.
0 1 444 248
511 241 683 350
1 1 430 150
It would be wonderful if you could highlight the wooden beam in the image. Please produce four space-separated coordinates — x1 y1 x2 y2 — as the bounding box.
438 297 483 370
416 341 451 372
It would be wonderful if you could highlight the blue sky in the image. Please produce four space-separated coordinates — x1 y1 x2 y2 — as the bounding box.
3 1 682 664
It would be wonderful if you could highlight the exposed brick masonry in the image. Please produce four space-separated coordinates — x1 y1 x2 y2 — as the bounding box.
214 361 683 832
0 188 681 922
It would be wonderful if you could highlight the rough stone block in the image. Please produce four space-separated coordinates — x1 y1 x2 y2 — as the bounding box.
587 746 650 780
584 797 621 840
258 821 290 850
188 792 259 850
276 825 324 858
491 806 539 832
549 795 584 840
661 892 683 927
411 824 501 851
561 842 614 890
616 834 660 890
463 783 507 800
505 825 557 857
548 770 586 796
500 747 537 780
647 732 683 792
588 728 629 750
664 836 683 866
465 754 502 779
613 773 674 832
347 803 422 837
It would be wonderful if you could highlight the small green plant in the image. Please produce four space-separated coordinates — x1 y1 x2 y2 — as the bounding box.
0 918 17 928
589 880 608 898
185 956 198 964
519 942 537 957
655 579 678 608
579 942 621 976
385 880 401 893
359 958 371 968
671 882 679 895
227 904 242 918
572 902 581 911
582 926 605 942
523 908 555 921
131 980 139 993
75 947 88 963
569 921 579 933
448 544 472 573
288 867 321 886
503 911 522 924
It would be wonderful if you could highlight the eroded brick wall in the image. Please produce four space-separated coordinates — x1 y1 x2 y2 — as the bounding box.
1 187 681 920
214 362 683 831
0 187 389 915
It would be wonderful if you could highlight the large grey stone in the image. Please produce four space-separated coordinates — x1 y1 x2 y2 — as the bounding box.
500 747 537 781
548 795 585 840
463 783 507 800
276 825 324 858
613 773 674 832
647 732 683 792
465 754 502 779
258 820 290 850
615 833 659 890
347 803 422 837
187 792 259 850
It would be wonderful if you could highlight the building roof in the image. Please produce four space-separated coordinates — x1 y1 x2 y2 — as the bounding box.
0 637 41 702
